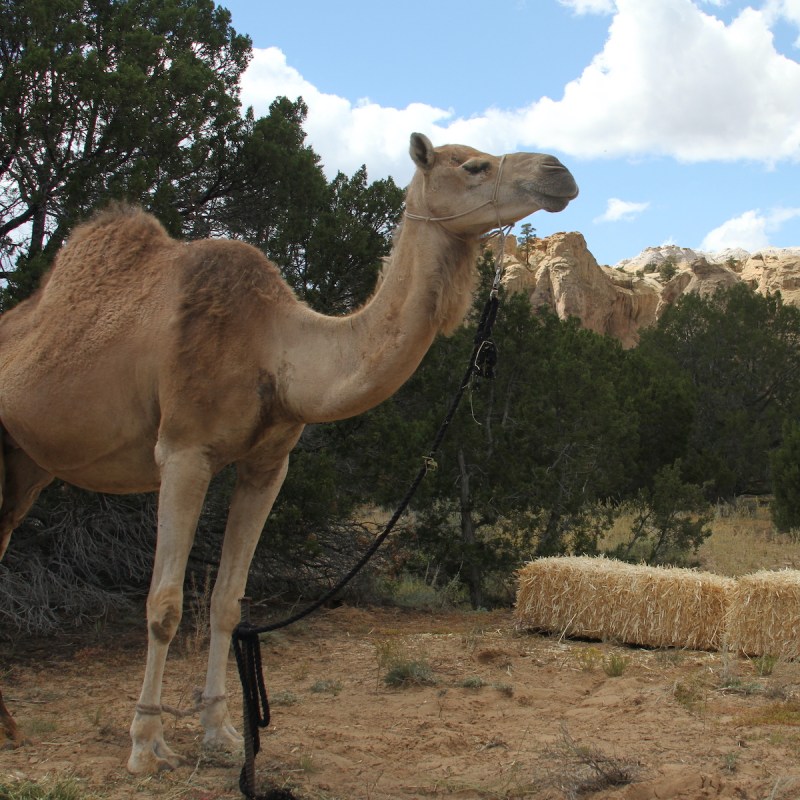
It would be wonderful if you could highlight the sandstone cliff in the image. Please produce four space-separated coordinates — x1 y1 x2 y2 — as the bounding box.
494 233 800 347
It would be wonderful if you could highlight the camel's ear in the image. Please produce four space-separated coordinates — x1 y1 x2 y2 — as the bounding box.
409 133 435 171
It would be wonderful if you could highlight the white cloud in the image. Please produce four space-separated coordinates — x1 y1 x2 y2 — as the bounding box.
238 0 800 180
558 0 615 14
524 0 800 163
594 198 650 223
700 207 800 251
241 48 456 180
763 0 800 46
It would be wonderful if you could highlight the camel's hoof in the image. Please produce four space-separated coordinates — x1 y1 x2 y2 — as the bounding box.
1 731 26 749
202 722 244 753
127 739 186 774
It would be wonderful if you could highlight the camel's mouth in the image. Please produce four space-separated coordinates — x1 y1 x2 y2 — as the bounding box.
519 168 579 213
528 186 580 213
541 193 577 213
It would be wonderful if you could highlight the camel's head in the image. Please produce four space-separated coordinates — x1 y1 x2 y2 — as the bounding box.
405 133 578 237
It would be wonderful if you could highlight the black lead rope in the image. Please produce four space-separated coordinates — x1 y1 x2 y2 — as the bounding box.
232 290 500 800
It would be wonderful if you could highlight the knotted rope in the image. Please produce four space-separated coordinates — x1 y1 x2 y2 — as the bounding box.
135 690 226 719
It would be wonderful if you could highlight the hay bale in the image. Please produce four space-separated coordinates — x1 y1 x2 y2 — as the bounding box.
515 556 732 651
726 570 800 659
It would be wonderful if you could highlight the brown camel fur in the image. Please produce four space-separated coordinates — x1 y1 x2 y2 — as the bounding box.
0 133 577 773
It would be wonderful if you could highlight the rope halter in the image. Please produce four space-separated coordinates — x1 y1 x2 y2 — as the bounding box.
404 154 507 232
404 154 510 297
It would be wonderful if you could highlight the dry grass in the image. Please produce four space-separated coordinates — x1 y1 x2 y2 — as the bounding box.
602 500 800 577
698 501 800 576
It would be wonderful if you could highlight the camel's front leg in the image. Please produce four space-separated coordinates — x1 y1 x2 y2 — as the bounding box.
128 444 212 774
200 455 292 751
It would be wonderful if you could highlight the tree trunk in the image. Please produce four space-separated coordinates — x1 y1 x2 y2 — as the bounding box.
458 448 483 609
535 508 563 557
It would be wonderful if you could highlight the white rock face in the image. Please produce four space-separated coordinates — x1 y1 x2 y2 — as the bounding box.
492 234 800 347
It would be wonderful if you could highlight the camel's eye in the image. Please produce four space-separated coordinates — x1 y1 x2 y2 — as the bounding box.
462 159 491 175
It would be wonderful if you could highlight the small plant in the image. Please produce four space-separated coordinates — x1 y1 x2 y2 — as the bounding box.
722 751 739 773
373 573 465 610
753 654 779 677
717 647 739 687
673 679 705 713
309 679 342 696
719 677 764 695
492 682 514 697
461 625 486 654
554 725 637 797
457 675 486 689
384 659 436 688
270 689 299 706
84 706 114 737
602 653 629 677
374 637 402 669
374 637 404 688
574 646 603 671
658 257 678 282
297 753 318 774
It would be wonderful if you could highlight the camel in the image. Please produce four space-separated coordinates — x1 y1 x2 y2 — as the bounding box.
0 133 577 773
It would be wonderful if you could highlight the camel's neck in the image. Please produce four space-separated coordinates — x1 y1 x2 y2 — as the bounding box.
278 221 479 423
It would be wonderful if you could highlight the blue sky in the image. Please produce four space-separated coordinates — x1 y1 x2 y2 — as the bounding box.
220 0 800 266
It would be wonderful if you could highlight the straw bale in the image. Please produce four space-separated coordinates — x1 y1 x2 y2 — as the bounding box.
515 556 732 651
726 570 800 659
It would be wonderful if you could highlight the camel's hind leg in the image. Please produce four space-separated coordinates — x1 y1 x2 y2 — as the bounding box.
0 687 23 746
0 437 53 747
0 438 54 561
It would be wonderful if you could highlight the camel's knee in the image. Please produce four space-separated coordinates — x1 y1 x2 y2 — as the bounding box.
209 586 242 634
147 588 183 644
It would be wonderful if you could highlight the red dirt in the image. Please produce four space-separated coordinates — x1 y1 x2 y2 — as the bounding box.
3 605 800 799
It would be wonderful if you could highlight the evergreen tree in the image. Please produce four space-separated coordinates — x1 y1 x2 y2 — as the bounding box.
609 460 712 566
637 284 800 498
0 0 251 307
770 420 800 532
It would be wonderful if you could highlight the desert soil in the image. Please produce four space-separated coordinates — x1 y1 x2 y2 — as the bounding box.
3 604 800 799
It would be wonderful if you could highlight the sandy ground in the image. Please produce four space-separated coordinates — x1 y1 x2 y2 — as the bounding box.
3 605 800 799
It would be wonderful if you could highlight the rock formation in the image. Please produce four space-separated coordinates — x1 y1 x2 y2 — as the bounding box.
494 233 800 347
